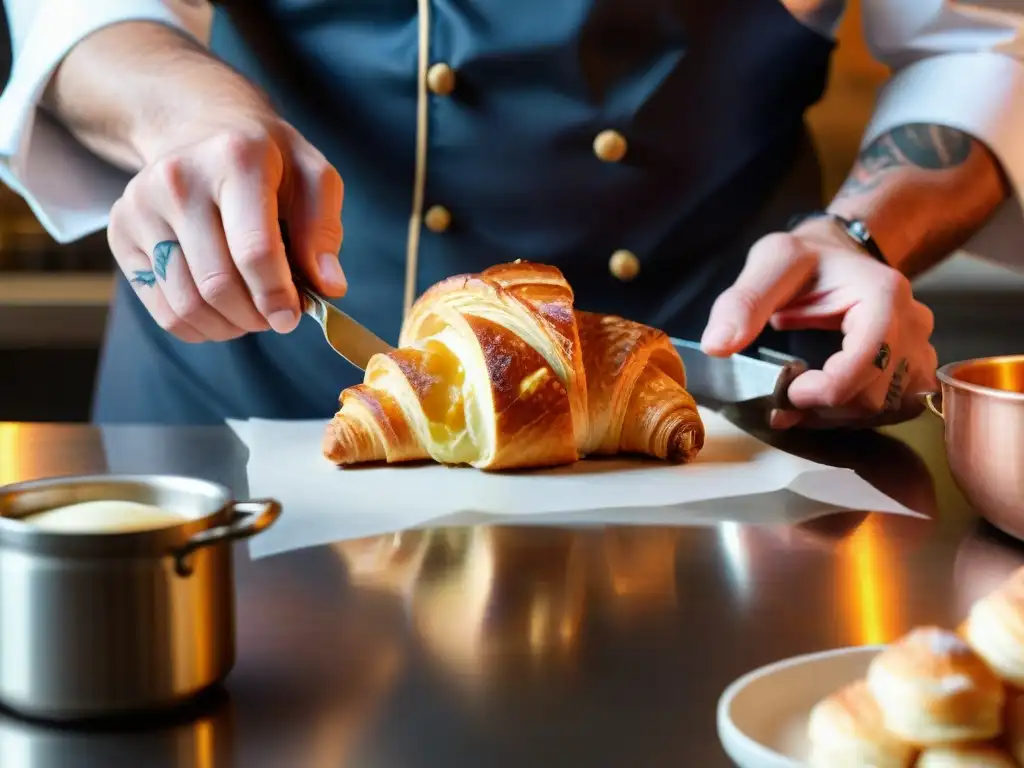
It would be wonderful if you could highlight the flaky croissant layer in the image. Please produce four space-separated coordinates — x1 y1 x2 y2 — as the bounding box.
323 261 705 470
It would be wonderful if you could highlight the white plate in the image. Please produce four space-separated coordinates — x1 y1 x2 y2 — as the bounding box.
717 645 885 767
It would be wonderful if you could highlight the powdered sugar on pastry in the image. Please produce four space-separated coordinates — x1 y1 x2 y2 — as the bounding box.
866 626 1004 745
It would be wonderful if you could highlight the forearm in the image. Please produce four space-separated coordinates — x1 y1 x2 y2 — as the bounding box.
827 124 1011 278
43 20 271 171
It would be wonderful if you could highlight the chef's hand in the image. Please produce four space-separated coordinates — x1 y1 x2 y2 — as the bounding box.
700 219 938 429
107 110 346 343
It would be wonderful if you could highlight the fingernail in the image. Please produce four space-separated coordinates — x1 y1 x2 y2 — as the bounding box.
701 324 736 351
268 309 298 334
317 253 347 293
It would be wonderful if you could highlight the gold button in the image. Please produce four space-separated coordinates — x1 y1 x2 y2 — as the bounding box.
609 250 640 282
426 63 456 96
593 130 628 163
424 205 452 233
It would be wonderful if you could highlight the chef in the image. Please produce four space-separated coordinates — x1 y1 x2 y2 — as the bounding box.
0 1 1020 428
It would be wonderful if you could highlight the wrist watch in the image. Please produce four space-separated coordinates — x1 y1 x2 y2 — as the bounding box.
787 210 889 265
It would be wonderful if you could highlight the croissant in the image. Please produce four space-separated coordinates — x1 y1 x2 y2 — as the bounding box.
322 261 705 470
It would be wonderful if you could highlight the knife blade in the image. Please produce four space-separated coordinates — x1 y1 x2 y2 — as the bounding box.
672 338 807 409
279 219 395 370
294 277 395 370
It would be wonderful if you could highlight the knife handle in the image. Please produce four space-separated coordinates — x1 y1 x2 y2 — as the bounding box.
771 359 808 411
277 218 327 316
290 267 323 317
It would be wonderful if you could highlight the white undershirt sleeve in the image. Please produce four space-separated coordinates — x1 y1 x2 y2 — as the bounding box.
0 0 213 243
859 0 1024 268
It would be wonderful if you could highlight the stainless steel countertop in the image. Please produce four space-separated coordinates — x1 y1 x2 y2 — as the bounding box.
0 415 1018 767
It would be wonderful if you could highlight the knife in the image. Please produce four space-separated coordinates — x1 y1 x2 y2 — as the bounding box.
279 219 395 370
672 338 807 410
293 273 395 370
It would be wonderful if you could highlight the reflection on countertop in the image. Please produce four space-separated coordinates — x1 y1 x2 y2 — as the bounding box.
333 528 679 691
328 507 934 697
0 688 235 768
0 415 992 767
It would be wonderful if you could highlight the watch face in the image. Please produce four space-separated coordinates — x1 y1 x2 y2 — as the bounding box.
843 219 868 243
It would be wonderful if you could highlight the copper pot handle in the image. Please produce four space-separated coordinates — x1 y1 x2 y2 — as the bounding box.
921 391 944 420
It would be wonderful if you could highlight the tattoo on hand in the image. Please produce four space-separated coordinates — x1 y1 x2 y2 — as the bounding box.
129 270 157 287
130 240 179 288
836 124 974 199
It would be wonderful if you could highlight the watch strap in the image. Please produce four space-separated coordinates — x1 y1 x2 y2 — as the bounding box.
787 211 888 264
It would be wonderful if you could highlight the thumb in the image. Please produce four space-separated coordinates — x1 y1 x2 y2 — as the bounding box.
700 232 817 356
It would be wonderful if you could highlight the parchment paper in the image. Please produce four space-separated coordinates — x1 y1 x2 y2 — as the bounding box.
228 408 924 559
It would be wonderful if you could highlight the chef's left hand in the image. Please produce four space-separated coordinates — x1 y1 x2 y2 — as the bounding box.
700 219 939 429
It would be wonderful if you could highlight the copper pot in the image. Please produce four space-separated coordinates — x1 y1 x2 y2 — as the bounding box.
925 356 1024 540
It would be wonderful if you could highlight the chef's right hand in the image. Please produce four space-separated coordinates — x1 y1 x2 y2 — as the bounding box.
107 114 346 343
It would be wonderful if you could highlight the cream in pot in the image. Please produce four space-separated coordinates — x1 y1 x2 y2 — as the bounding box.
22 500 190 533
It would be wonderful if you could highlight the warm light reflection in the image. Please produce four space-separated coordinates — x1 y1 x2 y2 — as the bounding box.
331 531 432 599
951 356 1024 395
838 515 899 645
307 703 359 768
0 423 24 486
193 718 215 768
601 529 679 611
332 527 689 689
412 528 586 680
718 522 752 602
413 527 496 670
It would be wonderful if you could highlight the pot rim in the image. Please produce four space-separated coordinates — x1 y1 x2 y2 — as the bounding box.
936 355 1024 403
0 474 234 558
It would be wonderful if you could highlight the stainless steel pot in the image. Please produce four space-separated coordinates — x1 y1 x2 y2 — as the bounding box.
0 475 281 721
0 691 235 767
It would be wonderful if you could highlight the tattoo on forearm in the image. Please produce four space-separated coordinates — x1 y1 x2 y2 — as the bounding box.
892 125 972 168
130 240 178 288
836 124 974 199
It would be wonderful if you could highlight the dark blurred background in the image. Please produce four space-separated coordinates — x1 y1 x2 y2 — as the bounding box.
0 0 1020 422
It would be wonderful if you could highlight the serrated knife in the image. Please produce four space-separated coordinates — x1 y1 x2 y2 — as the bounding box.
672 338 807 410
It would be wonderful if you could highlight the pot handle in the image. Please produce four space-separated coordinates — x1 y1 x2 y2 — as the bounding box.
921 391 944 420
174 499 282 576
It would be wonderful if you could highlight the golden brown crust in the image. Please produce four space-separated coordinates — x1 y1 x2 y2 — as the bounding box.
806 680 917 767
323 385 426 465
963 565 1024 689
576 311 701 462
1004 690 1024 764
462 314 578 470
400 261 589 445
916 743 1017 767
323 262 705 470
866 626 1005 745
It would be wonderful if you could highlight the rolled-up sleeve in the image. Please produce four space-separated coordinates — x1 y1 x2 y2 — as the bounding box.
0 0 213 243
860 0 1024 267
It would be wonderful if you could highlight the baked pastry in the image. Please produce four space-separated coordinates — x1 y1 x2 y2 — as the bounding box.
915 744 1017 767
322 262 705 470
806 679 917 767
964 565 1024 688
865 626 1005 745
1004 690 1024 765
